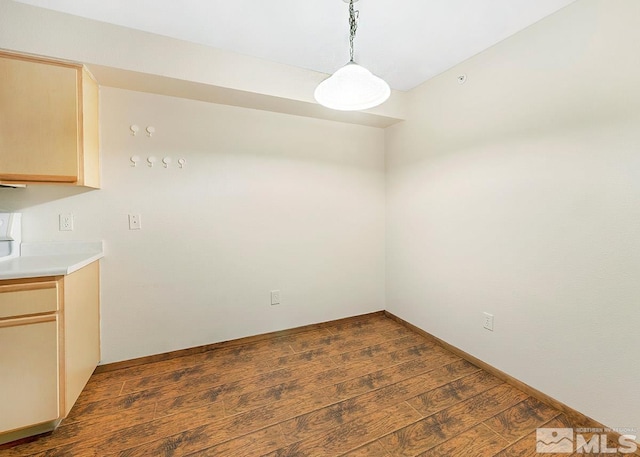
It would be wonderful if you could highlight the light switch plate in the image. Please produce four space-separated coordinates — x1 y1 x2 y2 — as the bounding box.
483 312 494 331
271 290 281 305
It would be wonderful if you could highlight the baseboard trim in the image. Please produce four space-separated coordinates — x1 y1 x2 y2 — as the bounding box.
384 310 639 452
95 310 385 374
0 421 58 447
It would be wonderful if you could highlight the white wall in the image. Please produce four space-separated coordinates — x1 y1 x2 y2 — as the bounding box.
1 88 385 363
386 0 640 432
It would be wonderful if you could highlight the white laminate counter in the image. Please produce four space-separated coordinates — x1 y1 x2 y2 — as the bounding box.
0 242 104 280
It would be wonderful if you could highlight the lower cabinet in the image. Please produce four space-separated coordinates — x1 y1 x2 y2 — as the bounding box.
0 261 100 444
0 317 59 432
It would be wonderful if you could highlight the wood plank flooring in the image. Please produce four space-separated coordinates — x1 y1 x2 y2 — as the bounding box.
1 313 634 456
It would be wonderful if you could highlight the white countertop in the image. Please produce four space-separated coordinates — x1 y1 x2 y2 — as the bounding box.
0 242 104 280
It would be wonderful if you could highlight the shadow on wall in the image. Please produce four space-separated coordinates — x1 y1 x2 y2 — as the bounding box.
0 186 95 211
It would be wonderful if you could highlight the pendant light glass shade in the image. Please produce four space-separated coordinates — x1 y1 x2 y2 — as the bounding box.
314 62 391 111
314 0 390 111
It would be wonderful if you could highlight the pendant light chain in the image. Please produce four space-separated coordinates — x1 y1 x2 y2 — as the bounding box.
348 0 359 62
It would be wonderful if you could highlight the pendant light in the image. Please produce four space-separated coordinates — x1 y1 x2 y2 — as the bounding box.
314 0 390 111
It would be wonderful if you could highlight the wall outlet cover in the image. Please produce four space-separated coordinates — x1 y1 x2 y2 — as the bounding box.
128 214 142 230
59 214 74 231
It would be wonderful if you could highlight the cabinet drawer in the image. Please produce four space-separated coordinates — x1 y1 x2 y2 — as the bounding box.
0 282 58 318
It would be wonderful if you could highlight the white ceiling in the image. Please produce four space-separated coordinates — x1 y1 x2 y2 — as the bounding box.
14 0 577 91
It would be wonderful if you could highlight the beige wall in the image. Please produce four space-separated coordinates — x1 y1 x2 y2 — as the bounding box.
386 0 640 432
2 88 386 363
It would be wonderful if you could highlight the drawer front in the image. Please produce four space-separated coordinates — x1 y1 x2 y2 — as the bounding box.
0 282 59 319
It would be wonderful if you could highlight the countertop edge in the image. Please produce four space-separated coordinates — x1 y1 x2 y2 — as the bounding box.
65 252 105 276
0 242 105 281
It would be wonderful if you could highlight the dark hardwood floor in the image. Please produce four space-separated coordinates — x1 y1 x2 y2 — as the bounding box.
2 313 633 456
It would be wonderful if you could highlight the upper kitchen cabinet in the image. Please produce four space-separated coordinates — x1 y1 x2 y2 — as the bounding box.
0 51 100 188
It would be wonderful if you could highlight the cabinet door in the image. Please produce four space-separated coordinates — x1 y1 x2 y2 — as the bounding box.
0 316 59 433
0 54 79 182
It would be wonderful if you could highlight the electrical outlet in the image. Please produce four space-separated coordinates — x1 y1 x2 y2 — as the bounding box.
59 214 74 231
483 312 494 331
128 214 141 230
270 290 281 306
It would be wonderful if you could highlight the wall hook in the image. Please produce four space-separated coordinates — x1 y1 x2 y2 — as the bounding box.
130 155 140 167
177 158 186 169
162 157 172 168
130 125 140 136
146 126 156 137
147 156 157 168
